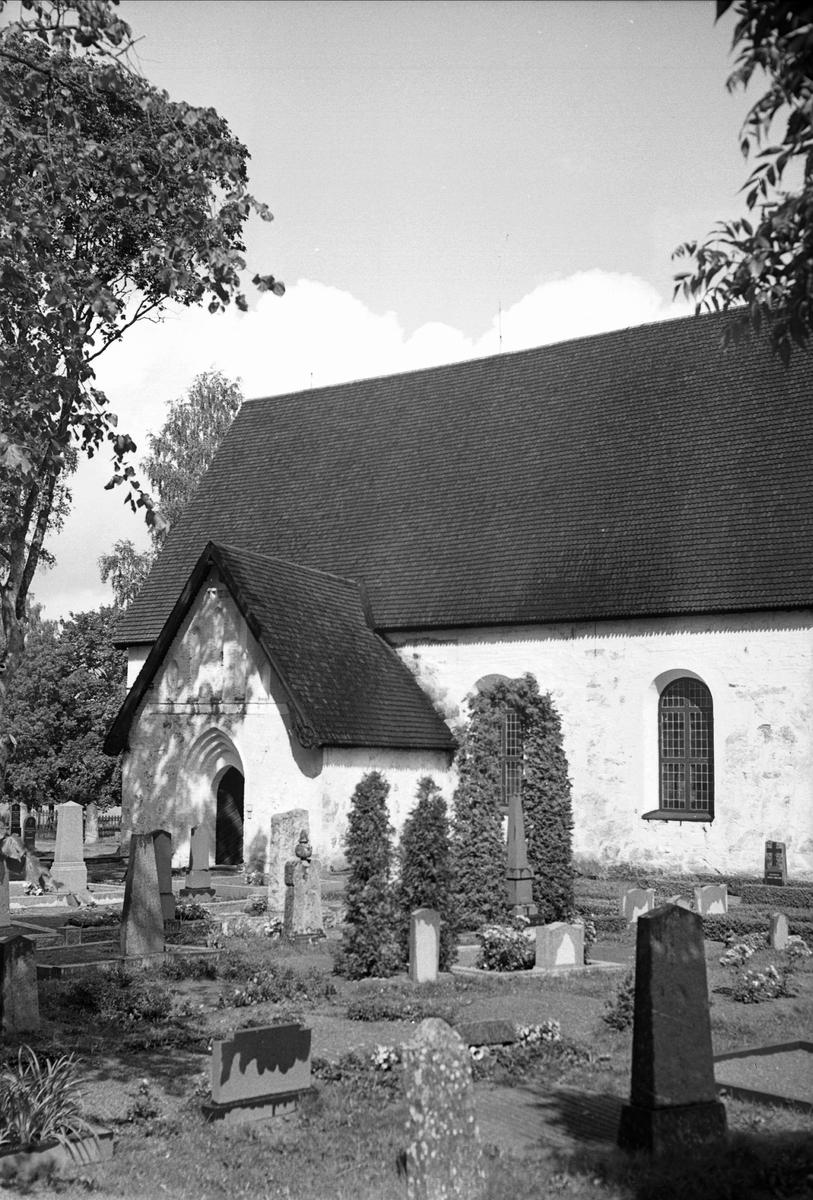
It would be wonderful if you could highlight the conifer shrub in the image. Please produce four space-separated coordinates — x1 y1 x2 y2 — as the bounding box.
335 771 401 979
397 777 458 972
452 674 574 929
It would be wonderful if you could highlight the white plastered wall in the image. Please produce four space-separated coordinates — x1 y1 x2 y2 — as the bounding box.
120 568 451 869
388 610 813 879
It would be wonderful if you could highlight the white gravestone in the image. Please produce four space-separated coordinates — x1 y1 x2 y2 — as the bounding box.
51 802 87 893
534 921 584 971
694 884 728 916
769 911 789 951
409 908 440 984
620 887 655 924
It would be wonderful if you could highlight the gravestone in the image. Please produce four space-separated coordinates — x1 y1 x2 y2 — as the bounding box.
268 809 308 916
9 802 20 836
667 895 693 911
694 884 728 916
151 830 175 923
0 853 10 931
84 802 99 845
620 887 655 923
534 921 584 971
180 825 215 897
769 911 789 951
402 1018 486 1200
409 907 440 984
455 1020 518 1047
764 840 787 886
0 932 39 1034
505 788 537 920
120 833 165 957
22 815 36 854
282 836 324 939
202 1023 312 1123
51 801 88 893
618 904 727 1154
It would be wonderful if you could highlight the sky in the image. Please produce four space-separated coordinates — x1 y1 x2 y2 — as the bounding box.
26 0 756 618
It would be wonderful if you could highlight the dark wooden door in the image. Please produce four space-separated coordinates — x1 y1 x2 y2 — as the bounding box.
215 767 244 865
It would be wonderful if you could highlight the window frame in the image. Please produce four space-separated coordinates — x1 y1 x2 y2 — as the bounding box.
643 676 715 823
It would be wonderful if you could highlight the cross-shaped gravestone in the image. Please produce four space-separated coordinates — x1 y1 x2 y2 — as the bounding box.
764 840 787 886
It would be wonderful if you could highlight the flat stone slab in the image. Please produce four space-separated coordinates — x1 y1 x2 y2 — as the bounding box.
36 945 220 978
452 960 625 979
715 1042 813 1111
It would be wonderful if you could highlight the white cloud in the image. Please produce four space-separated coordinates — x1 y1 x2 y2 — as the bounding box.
33 270 687 619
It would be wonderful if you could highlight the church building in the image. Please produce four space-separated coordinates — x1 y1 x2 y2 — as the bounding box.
106 311 813 880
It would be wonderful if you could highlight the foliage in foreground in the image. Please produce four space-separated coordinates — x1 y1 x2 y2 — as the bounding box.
0 1047 94 1151
397 776 458 971
335 771 400 979
675 1 813 362
476 918 537 971
603 968 636 1031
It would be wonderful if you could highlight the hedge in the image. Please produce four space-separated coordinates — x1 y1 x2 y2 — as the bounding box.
702 912 813 942
397 777 458 972
737 885 813 908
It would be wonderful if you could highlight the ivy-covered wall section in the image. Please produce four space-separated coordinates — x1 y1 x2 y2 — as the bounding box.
452 673 574 927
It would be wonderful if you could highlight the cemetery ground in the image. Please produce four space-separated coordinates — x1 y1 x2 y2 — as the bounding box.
3 866 813 1200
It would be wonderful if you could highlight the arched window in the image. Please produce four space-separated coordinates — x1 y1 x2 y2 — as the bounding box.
659 678 714 819
500 707 523 814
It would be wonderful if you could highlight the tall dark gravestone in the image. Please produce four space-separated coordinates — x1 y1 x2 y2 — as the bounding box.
763 840 787 886
23 815 37 853
9 803 20 836
618 905 726 1154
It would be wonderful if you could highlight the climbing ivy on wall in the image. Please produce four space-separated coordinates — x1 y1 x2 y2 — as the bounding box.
335 770 400 979
452 674 574 928
397 776 458 971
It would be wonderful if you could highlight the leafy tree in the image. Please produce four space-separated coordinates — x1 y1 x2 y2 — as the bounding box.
674 1 813 362
397 776 458 971
98 370 244 604
3 605 125 808
335 771 400 980
452 674 574 928
0 0 284 790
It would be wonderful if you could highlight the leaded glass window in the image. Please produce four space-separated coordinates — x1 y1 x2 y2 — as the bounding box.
659 678 714 816
501 708 523 810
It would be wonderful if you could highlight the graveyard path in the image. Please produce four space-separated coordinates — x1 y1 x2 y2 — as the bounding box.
475 1081 624 1155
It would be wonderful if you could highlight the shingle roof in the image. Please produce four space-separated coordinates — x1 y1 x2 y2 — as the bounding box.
105 543 454 754
115 310 813 643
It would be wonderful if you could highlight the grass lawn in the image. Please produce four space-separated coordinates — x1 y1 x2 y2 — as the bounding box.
3 929 812 1199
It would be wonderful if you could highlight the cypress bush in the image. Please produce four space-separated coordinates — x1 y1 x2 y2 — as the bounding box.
452 674 574 928
397 777 458 972
335 771 400 979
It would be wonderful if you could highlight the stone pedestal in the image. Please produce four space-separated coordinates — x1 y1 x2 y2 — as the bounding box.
619 904 726 1154
180 825 215 898
0 932 39 1034
409 907 440 984
51 801 87 893
283 857 324 938
268 809 308 917
120 834 165 957
151 829 175 922
402 1019 486 1199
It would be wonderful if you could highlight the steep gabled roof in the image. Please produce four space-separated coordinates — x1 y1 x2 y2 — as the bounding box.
116 310 813 644
105 543 454 754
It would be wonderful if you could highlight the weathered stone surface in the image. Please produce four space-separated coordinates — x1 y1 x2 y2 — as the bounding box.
0 856 10 930
120 834 165 957
0 932 39 1033
180 825 215 897
505 790 536 918
403 1018 486 1200
268 809 308 916
534 922 583 971
769 911 789 951
694 884 728 915
764 840 788 886
151 829 175 922
409 908 440 984
84 802 99 845
51 802 87 893
619 904 726 1154
282 857 323 937
455 1019 517 1047
620 887 655 923
210 1023 311 1106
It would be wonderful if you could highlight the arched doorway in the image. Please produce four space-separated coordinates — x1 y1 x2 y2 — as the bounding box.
215 766 244 866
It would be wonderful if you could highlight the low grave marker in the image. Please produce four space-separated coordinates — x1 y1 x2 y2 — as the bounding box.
202 1022 312 1123
769 912 789 951
619 904 727 1154
0 932 39 1034
180 825 215 898
620 887 655 924
534 921 584 971
402 1018 486 1199
694 884 728 916
764 840 788 886
409 907 440 984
